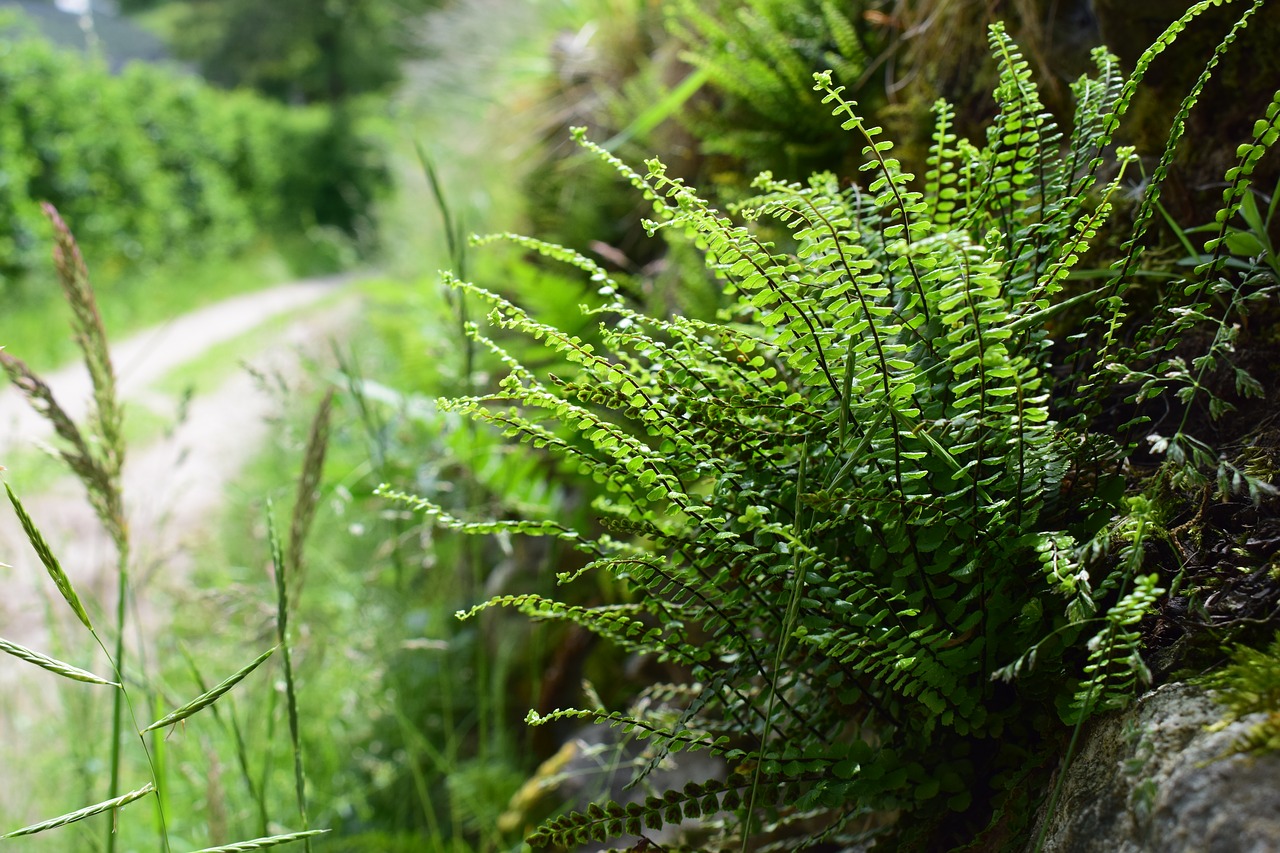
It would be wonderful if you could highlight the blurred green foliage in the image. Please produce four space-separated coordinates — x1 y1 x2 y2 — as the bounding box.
668 0 892 180
0 14 386 292
519 0 900 304
124 0 443 104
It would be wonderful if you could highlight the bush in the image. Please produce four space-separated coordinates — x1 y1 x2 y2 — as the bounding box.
0 15 386 287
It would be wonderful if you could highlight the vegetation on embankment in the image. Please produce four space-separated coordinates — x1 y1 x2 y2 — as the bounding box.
0 10 385 369
4 0 1280 851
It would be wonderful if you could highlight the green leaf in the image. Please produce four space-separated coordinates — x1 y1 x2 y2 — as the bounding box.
0 636 118 686
5 483 93 631
141 646 277 733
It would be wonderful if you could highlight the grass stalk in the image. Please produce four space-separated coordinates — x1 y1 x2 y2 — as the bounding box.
268 505 312 852
287 390 334 599
150 691 169 837
181 647 271 836
258 684 282 837
90 624 173 852
742 438 811 849
107 544 129 853
332 343 409 588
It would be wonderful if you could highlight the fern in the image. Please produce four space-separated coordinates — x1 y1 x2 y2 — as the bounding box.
1076 0 1272 418
381 14 1279 850
666 0 885 175
528 778 749 847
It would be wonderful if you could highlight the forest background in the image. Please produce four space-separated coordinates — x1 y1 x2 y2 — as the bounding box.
0 0 1278 851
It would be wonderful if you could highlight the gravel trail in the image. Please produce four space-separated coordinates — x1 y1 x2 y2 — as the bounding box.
0 275 352 452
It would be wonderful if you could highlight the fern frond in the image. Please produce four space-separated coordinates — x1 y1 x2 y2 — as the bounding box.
527 778 748 848
1194 86 1280 287
1068 572 1163 723
1098 0 1268 361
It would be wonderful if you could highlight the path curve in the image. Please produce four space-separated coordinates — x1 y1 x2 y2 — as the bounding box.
0 274 353 455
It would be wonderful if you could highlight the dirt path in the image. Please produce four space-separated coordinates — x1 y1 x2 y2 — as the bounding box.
0 274 353 452
0 276 363 816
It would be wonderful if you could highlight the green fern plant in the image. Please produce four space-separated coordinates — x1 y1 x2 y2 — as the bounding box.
1199 630 1280 758
668 0 887 179
384 3 1277 848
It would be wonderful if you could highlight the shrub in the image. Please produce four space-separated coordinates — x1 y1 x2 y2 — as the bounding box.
0 16 385 286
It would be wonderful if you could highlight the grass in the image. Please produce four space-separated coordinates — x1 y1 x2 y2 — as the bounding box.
0 292 487 849
0 393 335 853
3 208 145 853
149 385 426 846
0 1 603 848
142 292 548 850
0 248 363 851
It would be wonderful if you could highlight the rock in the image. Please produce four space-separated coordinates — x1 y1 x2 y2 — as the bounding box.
1025 681 1280 852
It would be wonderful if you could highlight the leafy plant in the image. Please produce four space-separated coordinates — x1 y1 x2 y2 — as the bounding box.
1159 172 1280 283
0 15 383 286
382 0 1280 847
668 0 889 178
519 0 891 289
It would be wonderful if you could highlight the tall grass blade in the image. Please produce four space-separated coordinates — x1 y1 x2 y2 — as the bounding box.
183 829 330 852
150 690 170 838
742 437 810 850
331 345 408 587
41 202 124 485
415 143 466 276
2 782 155 838
4 482 94 631
142 646 278 733
287 389 333 595
603 65 711 150
0 636 118 685
181 645 269 836
268 505 312 852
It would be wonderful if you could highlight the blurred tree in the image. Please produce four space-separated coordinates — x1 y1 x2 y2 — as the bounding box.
120 0 443 103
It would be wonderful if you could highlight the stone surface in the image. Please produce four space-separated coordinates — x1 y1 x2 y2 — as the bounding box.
1026 681 1280 852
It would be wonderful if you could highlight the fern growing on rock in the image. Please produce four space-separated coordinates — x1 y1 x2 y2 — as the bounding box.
385 3 1278 848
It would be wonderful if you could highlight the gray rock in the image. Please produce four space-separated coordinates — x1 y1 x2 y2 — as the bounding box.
1026 681 1280 852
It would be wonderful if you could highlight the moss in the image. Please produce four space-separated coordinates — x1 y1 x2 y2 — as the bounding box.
1199 631 1280 758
